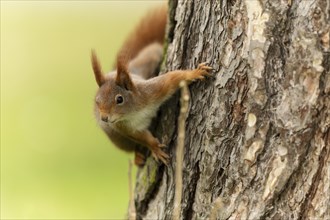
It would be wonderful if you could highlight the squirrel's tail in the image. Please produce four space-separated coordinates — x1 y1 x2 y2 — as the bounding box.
117 5 167 64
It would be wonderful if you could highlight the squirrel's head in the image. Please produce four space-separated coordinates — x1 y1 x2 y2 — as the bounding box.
91 50 137 124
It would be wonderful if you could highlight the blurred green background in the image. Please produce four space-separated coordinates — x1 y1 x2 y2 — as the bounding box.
1 1 162 219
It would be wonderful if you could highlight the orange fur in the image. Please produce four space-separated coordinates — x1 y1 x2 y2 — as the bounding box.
91 50 105 87
117 5 167 63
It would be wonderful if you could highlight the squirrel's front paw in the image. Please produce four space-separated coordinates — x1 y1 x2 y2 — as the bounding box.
190 63 213 81
151 144 169 165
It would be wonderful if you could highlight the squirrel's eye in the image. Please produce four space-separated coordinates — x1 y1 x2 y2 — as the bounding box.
115 94 124 105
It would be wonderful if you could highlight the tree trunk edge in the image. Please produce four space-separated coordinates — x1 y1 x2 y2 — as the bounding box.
134 0 330 219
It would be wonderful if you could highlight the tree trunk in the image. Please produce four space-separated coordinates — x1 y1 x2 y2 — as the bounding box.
134 0 330 219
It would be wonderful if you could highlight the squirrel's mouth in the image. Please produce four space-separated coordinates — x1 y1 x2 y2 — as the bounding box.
109 115 121 124
109 119 117 123
100 116 117 124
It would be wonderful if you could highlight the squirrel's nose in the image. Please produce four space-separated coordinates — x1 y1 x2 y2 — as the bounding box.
101 115 108 122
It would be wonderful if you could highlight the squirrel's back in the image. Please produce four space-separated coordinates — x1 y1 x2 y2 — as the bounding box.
117 5 167 63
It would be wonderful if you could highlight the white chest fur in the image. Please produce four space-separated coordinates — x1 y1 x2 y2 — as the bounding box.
124 103 159 131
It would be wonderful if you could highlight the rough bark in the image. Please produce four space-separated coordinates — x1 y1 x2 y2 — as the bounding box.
134 0 330 219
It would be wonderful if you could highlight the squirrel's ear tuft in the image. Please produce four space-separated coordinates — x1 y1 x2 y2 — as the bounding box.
116 54 136 91
91 49 105 87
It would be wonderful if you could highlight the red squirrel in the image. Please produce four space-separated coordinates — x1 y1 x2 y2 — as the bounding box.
91 6 212 166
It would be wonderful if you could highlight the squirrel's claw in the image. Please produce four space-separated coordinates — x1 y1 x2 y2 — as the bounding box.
189 63 213 82
151 144 169 165
198 62 213 71
199 68 213 78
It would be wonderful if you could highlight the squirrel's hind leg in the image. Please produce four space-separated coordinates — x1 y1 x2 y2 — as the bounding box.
134 151 146 167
